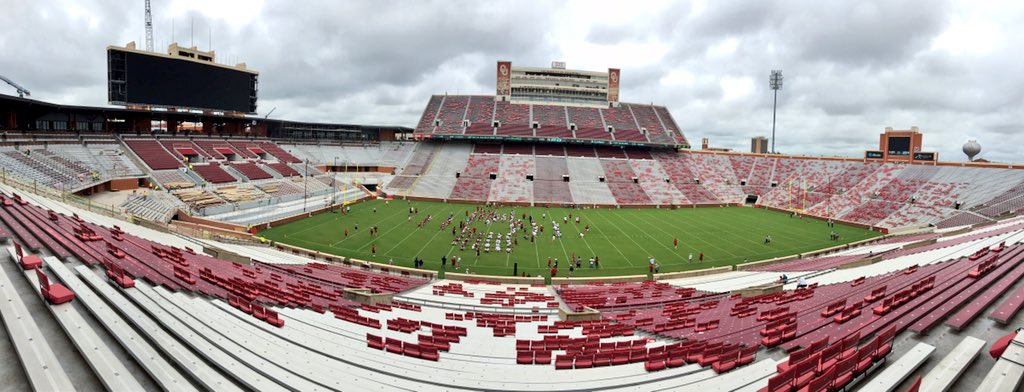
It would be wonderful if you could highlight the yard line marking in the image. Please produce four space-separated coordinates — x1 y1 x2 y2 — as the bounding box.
382 202 449 255
641 210 739 258
350 202 444 251
576 209 633 266
285 214 339 237
326 201 410 248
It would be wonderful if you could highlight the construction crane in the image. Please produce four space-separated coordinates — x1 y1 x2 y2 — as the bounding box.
144 0 154 52
0 75 30 98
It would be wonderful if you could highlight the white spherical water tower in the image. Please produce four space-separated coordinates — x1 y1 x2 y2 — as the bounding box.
963 140 981 162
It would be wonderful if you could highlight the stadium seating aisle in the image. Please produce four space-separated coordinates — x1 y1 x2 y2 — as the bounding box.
398 280 559 312
415 95 445 134
489 154 535 203
683 153 745 203
0 188 426 314
436 95 470 134
465 96 496 131
192 164 238 184
124 139 183 170
231 162 274 181
494 101 532 136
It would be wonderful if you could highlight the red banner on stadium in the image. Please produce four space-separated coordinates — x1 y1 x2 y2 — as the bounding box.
496 61 512 97
607 68 620 103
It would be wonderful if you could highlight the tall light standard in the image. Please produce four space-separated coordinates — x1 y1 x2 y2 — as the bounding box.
769 70 784 154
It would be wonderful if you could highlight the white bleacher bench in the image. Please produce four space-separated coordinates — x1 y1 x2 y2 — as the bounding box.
920 336 985 392
74 264 241 392
37 256 193 392
121 280 294 391
976 332 1024 392
0 251 76 391
24 256 147 391
862 341 935 392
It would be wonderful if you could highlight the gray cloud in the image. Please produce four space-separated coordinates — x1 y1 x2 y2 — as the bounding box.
0 0 1022 162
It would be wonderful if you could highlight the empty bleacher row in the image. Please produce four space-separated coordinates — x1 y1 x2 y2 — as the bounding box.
5 174 1024 390
413 95 688 145
0 142 146 191
389 142 1024 229
0 185 794 391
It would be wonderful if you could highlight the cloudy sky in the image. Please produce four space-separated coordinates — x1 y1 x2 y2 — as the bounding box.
2 0 1022 162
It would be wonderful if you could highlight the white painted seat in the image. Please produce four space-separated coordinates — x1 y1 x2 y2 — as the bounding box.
33 256 183 391
0 253 75 391
73 265 243 391
976 332 1024 392
861 342 935 392
920 336 985 392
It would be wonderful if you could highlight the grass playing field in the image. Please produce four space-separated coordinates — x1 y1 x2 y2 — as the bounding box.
260 200 881 278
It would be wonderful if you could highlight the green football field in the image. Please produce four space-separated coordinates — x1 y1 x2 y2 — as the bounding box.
260 200 881 277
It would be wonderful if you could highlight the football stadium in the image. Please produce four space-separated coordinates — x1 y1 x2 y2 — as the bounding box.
1 2 1023 391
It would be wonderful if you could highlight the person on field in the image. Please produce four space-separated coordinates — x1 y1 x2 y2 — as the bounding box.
441 255 447 267
688 253 693 262
371 244 376 255
674 238 678 249
699 252 704 262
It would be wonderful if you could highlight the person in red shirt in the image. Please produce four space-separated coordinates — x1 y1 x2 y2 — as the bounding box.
699 252 704 262
673 238 678 249
550 267 557 277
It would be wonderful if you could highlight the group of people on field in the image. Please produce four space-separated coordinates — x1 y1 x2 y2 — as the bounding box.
335 202 853 277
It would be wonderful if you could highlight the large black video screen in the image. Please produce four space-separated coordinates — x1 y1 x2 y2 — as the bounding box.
887 136 911 156
108 48 257 113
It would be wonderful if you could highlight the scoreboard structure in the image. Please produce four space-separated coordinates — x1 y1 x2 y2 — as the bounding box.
107 42 258 114
865 127 937 162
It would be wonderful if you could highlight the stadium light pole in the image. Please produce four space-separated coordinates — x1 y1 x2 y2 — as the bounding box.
769 70 783 154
